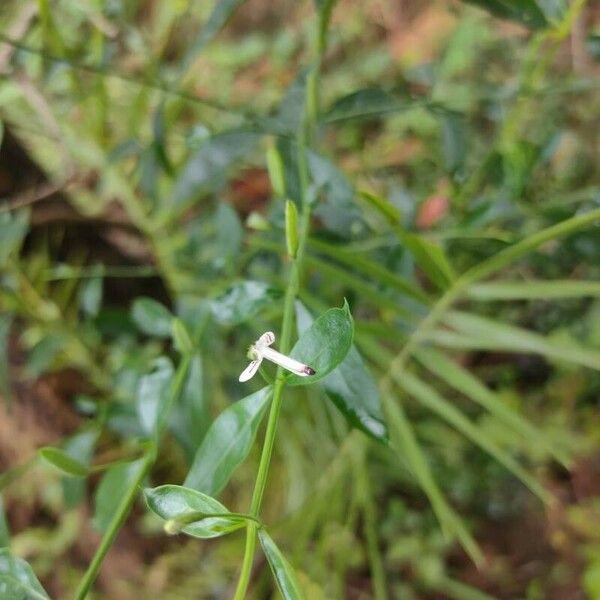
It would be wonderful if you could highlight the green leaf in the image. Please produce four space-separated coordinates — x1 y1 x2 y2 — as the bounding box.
309 152 363 238
179 0 250 73
79 275 103 317
398 372 552 503
415 348 569 466
144 485 245 538
0 211 28 267
26 334 64 378
171 318 194 354
440 112 467 174
360 191 455 289
215 202 243 272
170 354 208 462
444 311 600 371
136 357 175 435
285 200 299 259
184 386 271 495
262 74 307 134
131 297 173 338
587 34 600 61
460 0 551 29
402 234 455 290
172 131 260 207
360 189 401 222
466 280 600 300
39 447 89 477
276 137 301 205
258 529 305 600
308 237 429 305
61 429 99 508
93 459 145 533
0 498 10 546
287 302 354 386
266 142 286 197
322 88 409 123
355 316 482 560
0 548 50 600
383 394 484 566
211 280 280 326
295 302 387 442
0 316 11 399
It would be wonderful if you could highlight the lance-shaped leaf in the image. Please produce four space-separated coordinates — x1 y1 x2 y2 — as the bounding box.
461 0 559 29
398 372 552 504
211 280 280 326
179 0 250 75
295 302 387 442
0 210 28 268
93 459 146 533
444 311 600 371
258 529 305 600
322 87 409 124
0 316 11 400
144 485 245 539
136 357 175 435
360 191 455 289
415 347 569 466
0 548 50 600
61 429 99 508
131 297 173 338
170 354 208 462
172 131 260 207
39 447 89 477
287 303 354 386
184 387 272 495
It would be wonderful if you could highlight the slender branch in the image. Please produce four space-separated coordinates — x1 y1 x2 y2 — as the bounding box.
74 356 191 599
73 448 155 600
233 188 312 600
234 8 324 594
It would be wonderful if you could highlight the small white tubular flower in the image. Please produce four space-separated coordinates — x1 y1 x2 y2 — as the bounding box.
239 331 316 382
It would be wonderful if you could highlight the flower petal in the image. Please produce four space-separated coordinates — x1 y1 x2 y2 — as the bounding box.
239 359 262 382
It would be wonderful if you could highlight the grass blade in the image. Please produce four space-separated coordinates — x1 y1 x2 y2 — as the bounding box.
445 310 600 371
415 347 570 466
308 237 430 304
397 372 553 504
384 394 484 566
466 280 600 300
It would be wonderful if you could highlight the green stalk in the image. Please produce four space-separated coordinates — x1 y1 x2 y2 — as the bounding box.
233 196 312 600
73 448 155 600
74 355 191 599
234 5 332 596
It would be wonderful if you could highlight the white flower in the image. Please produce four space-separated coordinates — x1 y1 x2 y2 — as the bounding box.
239 331 316 382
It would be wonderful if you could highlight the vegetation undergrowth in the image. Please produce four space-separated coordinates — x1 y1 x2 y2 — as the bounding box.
0 0 599 598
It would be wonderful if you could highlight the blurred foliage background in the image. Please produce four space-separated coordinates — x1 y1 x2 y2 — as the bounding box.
0 0 599 598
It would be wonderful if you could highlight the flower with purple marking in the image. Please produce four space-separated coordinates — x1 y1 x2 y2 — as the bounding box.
239 331 316 382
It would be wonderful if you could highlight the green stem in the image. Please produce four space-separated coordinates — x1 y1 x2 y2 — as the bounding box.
234 204 311 600
73 448 155 600
74 356 191 599
234 5 330 596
